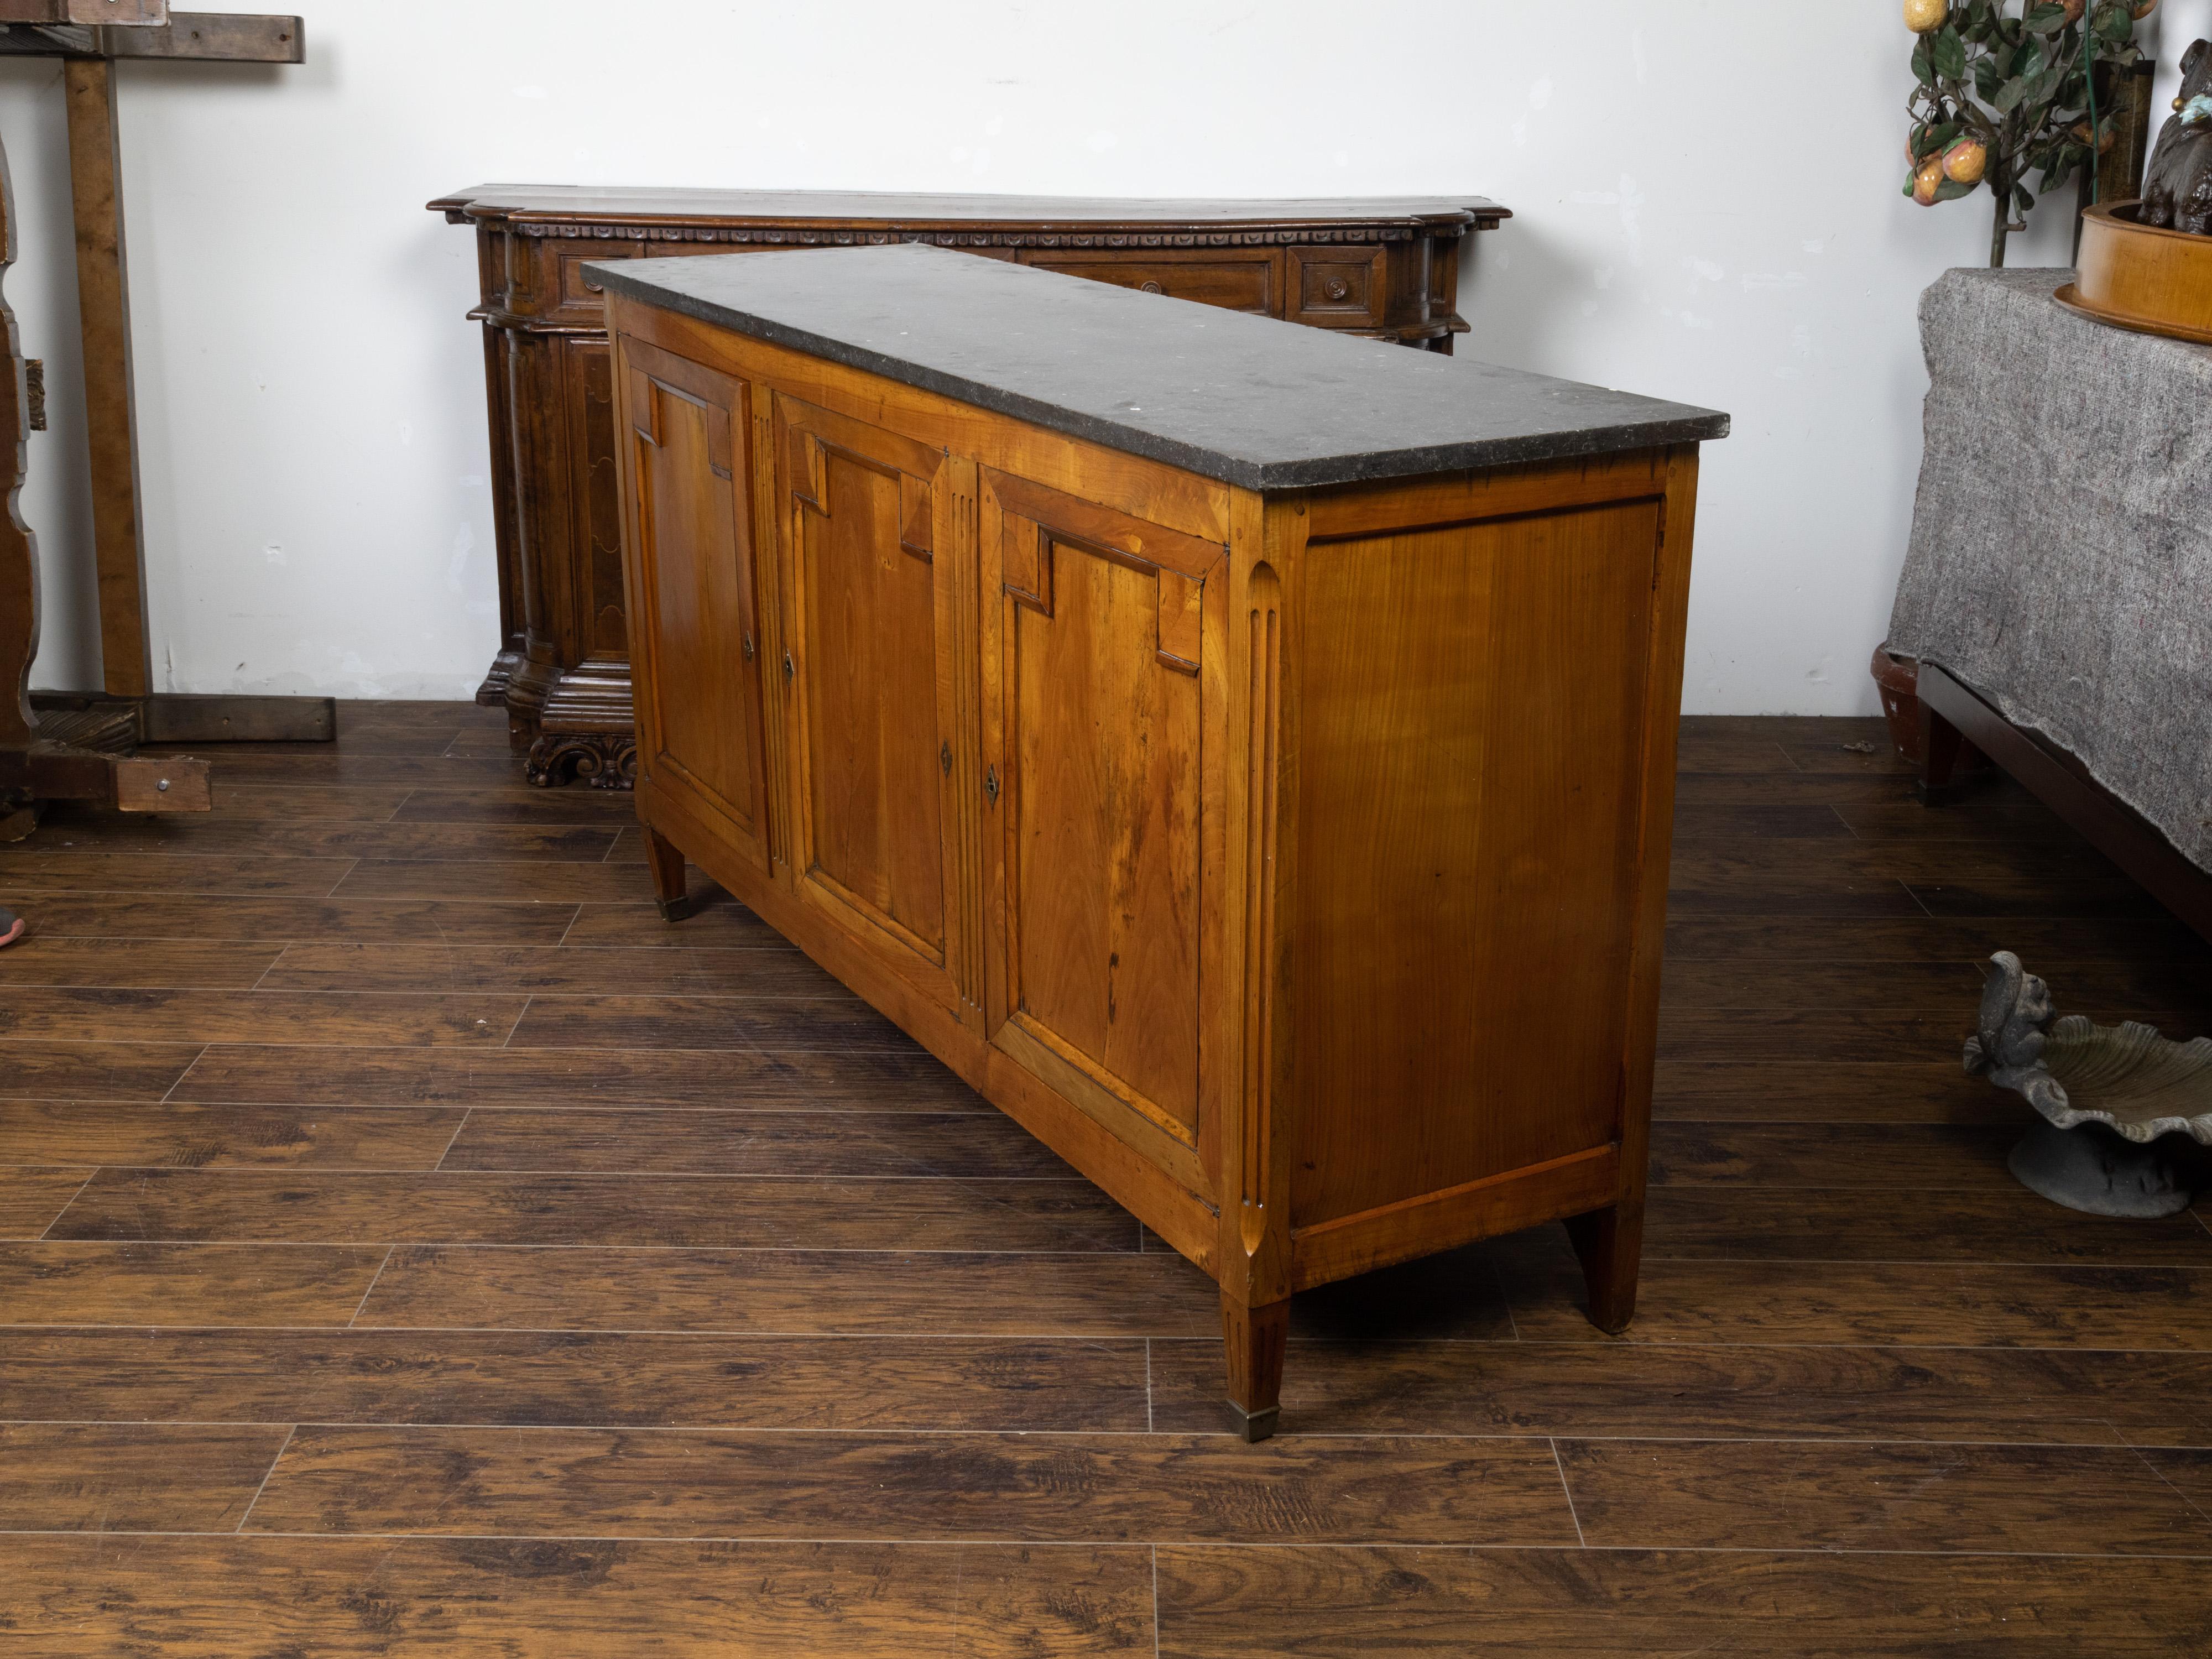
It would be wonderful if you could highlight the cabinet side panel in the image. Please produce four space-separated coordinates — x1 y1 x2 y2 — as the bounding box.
1290 499 1661 1229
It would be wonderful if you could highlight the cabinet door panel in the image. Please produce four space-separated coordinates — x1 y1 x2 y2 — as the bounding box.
620 340 770 872
777 395 963 1010
983 471 1225 1174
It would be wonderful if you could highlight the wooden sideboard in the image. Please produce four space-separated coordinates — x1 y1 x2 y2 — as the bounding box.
596 243 1725 1438
430 186 1507 787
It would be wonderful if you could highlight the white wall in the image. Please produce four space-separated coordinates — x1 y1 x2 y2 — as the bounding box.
1 0 2196 709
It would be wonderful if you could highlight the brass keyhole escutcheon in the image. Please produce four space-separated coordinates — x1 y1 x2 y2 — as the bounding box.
783 651 795 683
940 740 952 776
742 633 755 664
984 765 999 805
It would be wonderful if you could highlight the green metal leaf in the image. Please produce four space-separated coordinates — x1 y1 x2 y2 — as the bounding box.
1932 27 1968 80
2015 183 2036 211
1974 54 2003 99
1992 74 2028 113
1912 36 1934 88
1935 176 1979 203
2022 2 2068 33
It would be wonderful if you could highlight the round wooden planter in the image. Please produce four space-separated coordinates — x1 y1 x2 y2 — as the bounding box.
2057 202 2212 345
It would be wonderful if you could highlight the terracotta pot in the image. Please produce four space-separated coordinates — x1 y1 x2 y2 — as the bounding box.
1870 644 1991 773
1871 644 1928 764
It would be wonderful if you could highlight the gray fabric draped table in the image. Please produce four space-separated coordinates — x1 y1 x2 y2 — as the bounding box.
1888 265 2211 875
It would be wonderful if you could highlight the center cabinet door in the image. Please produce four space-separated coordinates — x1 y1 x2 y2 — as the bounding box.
979 470 1229 1194
774 394 969 1016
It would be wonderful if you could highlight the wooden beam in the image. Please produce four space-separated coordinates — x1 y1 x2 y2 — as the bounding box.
64 54 149 699
102 12 300 61
0 2 166 24
0 12 302 60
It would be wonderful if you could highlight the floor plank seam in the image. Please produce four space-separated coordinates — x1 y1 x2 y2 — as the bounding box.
229 1423 295 1534
2127 1442 2212 1528
432 1109 474 1171
347 1248 395 1328
1548 1439 1588 1548
154 1047 208 1106
1150 1543 1162 1657
322 859 360 900
1144 1338 1155 1434
34 1170 100 1241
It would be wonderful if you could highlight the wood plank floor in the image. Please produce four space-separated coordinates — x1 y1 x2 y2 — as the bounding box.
3 700 2210 1655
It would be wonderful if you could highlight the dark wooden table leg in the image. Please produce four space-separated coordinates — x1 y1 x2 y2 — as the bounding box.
1915 697 1980 806
1566 1201 1642 1334
644 826 690 922
1222 1291 1290 1442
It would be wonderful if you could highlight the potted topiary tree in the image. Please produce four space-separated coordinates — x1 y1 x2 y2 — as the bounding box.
1902 0 2154 265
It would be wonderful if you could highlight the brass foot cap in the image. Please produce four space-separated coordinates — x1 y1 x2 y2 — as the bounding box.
1229 1402 1280 1443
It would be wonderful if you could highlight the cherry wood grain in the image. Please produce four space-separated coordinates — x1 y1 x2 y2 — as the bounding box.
0 1241 389 1326
4 1536 1157 1657
0 1100 467 1170
242 1423 1582 1544
0 1422 291 1532
1 1329 1151 1433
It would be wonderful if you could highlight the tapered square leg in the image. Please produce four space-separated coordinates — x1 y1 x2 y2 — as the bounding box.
1564 1201 1642 1335
1222 1291 1291 1442
644 826 691 922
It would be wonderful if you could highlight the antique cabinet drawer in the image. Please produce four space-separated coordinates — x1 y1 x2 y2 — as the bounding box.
1023 250 1282 316
1288 246 1388 328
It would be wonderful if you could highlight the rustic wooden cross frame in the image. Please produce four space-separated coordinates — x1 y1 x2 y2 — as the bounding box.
0 6 319 839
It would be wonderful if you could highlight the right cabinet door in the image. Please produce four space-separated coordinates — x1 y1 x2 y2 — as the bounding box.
979 471 1227 1192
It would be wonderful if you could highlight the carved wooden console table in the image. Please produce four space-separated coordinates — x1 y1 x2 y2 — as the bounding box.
430 187 1507 787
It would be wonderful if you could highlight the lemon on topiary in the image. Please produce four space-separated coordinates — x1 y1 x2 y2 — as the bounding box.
1905 0 1946 33
1943 139 1987 183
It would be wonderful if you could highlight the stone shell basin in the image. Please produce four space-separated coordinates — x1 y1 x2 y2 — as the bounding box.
2031 1016 2212 1145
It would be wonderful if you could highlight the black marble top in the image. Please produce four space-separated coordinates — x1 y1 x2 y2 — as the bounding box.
590 243 1728 491
433 184 1505 231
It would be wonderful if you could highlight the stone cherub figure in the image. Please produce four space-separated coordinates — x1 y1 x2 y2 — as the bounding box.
1964 952 2071 1115
2142 39 2212 235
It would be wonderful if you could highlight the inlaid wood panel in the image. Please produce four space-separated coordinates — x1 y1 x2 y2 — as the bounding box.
981 471 1225 1167
775 394 964 1010
1290 498 1666 1228
620 338 771 870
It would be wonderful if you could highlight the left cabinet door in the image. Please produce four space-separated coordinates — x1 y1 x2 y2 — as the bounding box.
617 338 774 875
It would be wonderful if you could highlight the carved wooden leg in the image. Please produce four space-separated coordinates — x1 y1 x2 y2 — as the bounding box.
1222 1290 1291 1442
1915 698 1976 806
1565 1201 1642 1335
644 825 690 923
